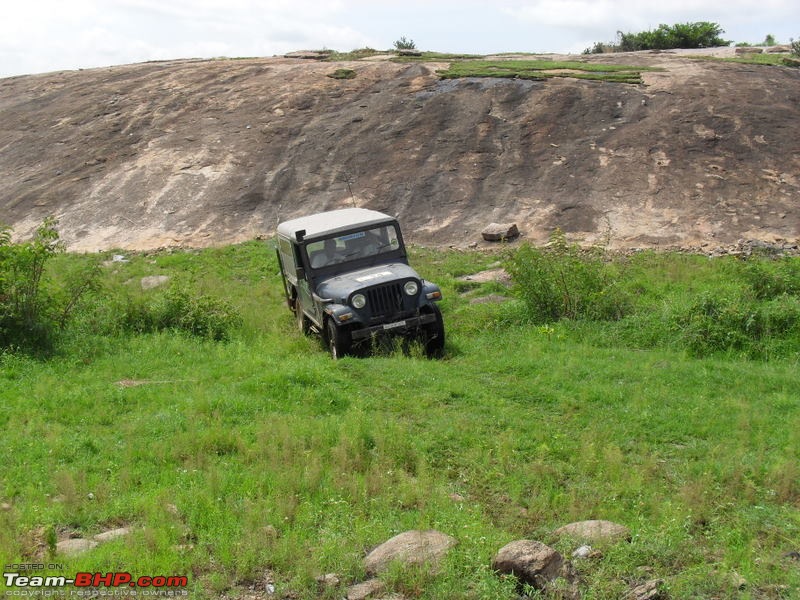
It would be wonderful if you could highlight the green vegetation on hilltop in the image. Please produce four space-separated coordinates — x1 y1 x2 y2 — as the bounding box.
585 21 730 54
1 225 799 598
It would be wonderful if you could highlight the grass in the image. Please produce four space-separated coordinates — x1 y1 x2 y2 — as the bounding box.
687 53 800 67
435 60 662 85
324 49 658 84
1 242 799 598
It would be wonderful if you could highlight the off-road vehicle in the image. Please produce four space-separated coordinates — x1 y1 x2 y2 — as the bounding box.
276 208 444 358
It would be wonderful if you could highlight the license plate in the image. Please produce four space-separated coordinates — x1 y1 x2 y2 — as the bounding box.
383 320 406 330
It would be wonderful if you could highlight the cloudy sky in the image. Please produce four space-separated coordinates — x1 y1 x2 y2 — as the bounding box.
2 0 798 77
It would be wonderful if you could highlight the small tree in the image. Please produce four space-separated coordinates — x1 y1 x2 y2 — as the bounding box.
792 38 800 57
0 218 98 353
393 36 417 51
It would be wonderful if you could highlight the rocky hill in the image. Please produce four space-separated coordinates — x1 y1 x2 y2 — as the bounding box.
0 50 798 251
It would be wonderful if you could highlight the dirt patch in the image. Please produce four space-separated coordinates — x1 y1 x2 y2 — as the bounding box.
0 52 797 251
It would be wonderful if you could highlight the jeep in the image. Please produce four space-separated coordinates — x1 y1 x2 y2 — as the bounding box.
276 208 444 358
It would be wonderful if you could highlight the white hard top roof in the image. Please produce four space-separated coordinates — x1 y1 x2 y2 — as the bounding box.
277 208 397 242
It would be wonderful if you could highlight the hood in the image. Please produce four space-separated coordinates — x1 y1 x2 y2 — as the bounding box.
316 263 421 303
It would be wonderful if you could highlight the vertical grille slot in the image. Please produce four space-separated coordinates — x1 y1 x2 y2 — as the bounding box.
367 283 404 317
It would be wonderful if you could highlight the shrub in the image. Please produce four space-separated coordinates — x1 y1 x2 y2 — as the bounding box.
393 37 416 51
791 38 800 57
506 230 630 323
0 218 97 353
119 288 242 341
606 22 729 52
741 257 800 300
675 292 800 358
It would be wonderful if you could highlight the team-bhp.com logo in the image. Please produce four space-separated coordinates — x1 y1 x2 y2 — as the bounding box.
4 571 188 595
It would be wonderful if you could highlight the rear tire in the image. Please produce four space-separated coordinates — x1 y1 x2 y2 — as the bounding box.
326 318 352 360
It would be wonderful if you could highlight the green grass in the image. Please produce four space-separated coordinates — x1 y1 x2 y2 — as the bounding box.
1 243 799 598
687 53 800 67
435 60 662 85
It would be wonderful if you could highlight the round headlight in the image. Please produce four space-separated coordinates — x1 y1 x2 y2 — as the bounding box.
404 281 419 296
351 293 366 309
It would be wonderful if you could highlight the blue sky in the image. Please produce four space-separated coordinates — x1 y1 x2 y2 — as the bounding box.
2 0 798 77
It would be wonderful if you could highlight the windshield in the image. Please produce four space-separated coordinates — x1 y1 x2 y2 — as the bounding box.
306 224 401 269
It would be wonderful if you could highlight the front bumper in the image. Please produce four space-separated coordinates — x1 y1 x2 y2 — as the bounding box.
350 312 437 341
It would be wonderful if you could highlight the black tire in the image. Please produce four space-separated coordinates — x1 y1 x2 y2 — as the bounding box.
295 299 311 335
326 318 352 360
422 305 445 358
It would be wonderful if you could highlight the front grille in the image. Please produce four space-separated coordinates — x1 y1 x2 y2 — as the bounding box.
367 283 405 317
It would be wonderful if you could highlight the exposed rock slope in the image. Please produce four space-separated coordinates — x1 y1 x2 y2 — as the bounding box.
0 52 797 250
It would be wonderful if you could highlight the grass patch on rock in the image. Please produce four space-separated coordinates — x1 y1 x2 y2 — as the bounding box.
435 59 662 84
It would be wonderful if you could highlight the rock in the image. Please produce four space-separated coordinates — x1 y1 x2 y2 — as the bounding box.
552 520 631 544
735 47 764 54
92 527 131 543
0 502 11 511
458 268 512 285
140 275 170 290
482 223 519 242
731 571 747 589
491 540 577 592
364 530 457 575
316 573 341 589
767 45 792 53
625 579 665 600
469 294 511 305
396 49 423 57
56 538 98 557
346 578 385 600
572 544 592 559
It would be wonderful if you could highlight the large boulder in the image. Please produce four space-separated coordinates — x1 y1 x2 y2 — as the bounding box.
482 223 520 242
364 530 457 575
491 540 577 592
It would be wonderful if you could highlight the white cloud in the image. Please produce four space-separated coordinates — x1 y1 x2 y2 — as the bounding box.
1 0 798 77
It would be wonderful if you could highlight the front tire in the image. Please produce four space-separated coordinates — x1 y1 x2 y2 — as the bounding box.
421 305 445 358
326 318 352 360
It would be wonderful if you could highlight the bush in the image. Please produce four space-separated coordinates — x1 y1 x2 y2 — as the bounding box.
676 292 800 358
506 230 630 324
393 37 416 51
590 22 730 53
741 257 800 300
0 218 97 354
792 38 800 57
119 288 242 341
